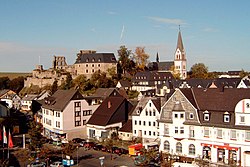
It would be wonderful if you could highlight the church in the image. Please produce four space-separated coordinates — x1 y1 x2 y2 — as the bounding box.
148 28 187 79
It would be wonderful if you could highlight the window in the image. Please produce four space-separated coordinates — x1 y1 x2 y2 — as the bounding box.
180 113 184 119
139 121 141 125
217 129 222 139
56 112 60 117
98 64 100 67
153 122 156 126
135 120 137 125
149 111 152 116
149 103 151 107
204 111 210 121
247 103 250 108
164 141 170 152
86 69 88 73
204 127 209 137
86 64 88 67
149 122 151 126
149 131 151 136
175 113 178 118
56 121 60 128
180 127 184 134
153 109 156 116
245 131 250 141
92 69 94 73
134 130 136 134
83 110 92 116
146 110 148 116
144 131 146 135
176 142 182 153
231 130 236 140
143 121 146 126
86 58 89 62
75 111 81 117
75 102 81 107
189 113 194 119
175 127 178 134
83 120 86 125
189 126 195 138
240 116 245 123
164 124 169 135
224 112 230 122
153 132 155 136
189 144 195 155
75 121 81 127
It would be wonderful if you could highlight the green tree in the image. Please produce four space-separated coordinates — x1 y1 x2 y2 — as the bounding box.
0 77 10 90
90 71 115 88
169 65 181 79
28 121 43 151
190 63 208 79
51 80 58 94
60 73 72 90
72 74 89 92
9 76 24 93
239 69 249 78
118 45 132 74
133 47 149 71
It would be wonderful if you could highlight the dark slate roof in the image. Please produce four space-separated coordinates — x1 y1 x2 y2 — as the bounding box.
87 96 129 126
176 30 184 52
75 53 117 64
158 61 174 71
92 88 127 99
41 89 83 111
22 94 37 101
0 89 10 97
152 98 161 113
140 89 156 97
243 80 250 87
118 80 131 88
119 119 132 133
180 88 250 129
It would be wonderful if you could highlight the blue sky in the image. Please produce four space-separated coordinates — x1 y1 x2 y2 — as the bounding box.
0 0 250 72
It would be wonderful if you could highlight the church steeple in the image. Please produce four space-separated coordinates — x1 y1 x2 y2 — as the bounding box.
176 28 184 53
174 26 187 79
156 52 159 63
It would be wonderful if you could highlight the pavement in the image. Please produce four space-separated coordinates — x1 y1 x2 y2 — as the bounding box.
71 147 136 167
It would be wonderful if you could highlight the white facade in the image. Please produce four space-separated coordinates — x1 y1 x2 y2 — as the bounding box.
158 89 250 166
132 98 161 144
42 99 98 140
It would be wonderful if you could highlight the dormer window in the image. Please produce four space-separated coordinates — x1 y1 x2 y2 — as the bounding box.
98 58 101 62
92 58 95 62
247 103 250 108
86 58 89 62
203 111 210 121
189 113 194 119
223 112 230 123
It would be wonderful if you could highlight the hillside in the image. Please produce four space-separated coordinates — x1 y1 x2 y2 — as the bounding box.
0 72 31 80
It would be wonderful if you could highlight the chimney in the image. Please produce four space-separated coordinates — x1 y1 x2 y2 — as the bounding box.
108 101 112 108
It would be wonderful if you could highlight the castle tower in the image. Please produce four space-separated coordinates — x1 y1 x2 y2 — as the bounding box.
174 27 187 79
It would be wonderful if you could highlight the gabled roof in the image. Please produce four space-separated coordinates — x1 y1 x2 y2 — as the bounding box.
41 89 83 111
158 61 174 71
119 119 132 133
132 97 161 116
132 71 173 82
87 96 130 126
118 80 131 88
0 89 16 98
75 53 117 64
22 94 38 101
176 30 184 52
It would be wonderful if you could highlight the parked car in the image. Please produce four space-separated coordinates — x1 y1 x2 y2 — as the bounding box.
51 136 60 142
107 146 118 153
93 144 103 151
101 146 108 152
50 161 63 167
84 141 96 149
114 147 129 155
72 138 84 143
28 162 46 167
79 140 86 147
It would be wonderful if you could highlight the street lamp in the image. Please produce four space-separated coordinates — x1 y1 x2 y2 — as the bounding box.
77 146 79 166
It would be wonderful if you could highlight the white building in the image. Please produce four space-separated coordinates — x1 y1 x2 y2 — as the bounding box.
40 89 98 140
132 97 162 144
158 88 250 166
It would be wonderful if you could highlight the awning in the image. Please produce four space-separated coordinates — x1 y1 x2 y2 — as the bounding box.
213 144 239 151
201 143 213 147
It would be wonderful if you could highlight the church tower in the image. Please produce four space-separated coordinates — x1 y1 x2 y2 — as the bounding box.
174 27 187 79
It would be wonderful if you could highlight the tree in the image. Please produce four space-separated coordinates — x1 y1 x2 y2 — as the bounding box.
239 69 249 78
169 65 181 79
89 71 115 88
0 77 10 90
118 45 132 74
190 63 208 79
28 121 43 151
133 47 149 71
51 80 58 94
60 73 72 90
72 75 89 92
9 76 24 93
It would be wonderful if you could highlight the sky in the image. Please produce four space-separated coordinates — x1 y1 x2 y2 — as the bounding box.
0 0 250 72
